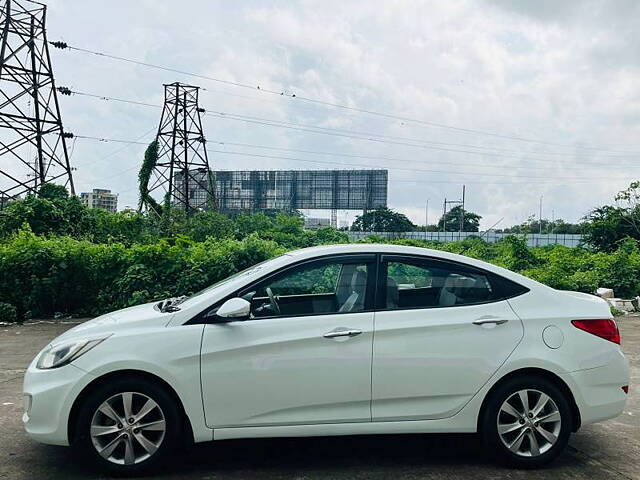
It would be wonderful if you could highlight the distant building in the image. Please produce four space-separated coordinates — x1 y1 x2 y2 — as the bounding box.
171 168 388 214
304 217 331 229
80 188 118 213
0 195 14 210
173 168 212 210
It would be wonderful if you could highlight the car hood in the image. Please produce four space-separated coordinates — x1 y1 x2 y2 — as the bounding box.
52 302 169 344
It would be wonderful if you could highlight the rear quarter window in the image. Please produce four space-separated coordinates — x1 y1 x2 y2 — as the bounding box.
488 273 530 300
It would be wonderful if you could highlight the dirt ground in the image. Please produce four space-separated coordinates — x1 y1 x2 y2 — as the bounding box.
0 317 638 480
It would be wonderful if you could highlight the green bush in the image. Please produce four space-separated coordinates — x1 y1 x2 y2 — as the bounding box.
2 218 640 319
0 230 284 318
0 302 17 323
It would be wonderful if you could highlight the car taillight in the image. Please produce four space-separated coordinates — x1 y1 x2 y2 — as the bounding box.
571 319 620 345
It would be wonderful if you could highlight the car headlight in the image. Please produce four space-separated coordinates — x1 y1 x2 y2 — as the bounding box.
36 335 111 369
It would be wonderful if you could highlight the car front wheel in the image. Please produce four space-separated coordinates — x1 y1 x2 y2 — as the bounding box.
74 377 182 475
481 376 572 468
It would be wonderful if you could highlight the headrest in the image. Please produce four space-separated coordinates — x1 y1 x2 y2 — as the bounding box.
351 270 367 290
443 274 475 290
386 276 399 308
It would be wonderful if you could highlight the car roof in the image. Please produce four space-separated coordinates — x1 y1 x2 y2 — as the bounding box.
285 243 547 291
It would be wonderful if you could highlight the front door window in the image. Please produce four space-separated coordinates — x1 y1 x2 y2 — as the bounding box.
249 260 371 318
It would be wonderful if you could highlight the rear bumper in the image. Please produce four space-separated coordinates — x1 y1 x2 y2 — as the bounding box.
560 349 630 427
22 362 92 446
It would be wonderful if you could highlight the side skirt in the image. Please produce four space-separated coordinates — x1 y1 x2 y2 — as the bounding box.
213 419 476 441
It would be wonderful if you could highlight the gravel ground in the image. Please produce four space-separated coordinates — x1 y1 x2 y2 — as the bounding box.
0 317 638 480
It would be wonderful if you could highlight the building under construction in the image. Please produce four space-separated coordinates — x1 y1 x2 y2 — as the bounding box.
215 169 387 214
174 169 388 217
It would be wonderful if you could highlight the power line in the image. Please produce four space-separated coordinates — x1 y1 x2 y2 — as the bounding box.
63 89 640 169
209 140 558 173
50 41 640 154
69 134 565 175
206 111 640 166
206 110 640 160
71 134 636 184
73 126 156 168
206 148 634 181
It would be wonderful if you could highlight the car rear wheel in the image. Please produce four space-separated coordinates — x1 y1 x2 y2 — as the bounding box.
74 377 182 475
481 376 572 468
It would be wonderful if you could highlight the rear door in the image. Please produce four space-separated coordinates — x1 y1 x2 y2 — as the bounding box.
372 255 524 421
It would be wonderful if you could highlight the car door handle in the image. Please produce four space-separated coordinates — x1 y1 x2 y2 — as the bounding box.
323 328 363 338
472 317 509 326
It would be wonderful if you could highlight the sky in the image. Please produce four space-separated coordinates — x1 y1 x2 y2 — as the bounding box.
5 0 640 228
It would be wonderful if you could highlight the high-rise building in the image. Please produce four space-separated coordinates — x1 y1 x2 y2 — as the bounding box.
173 168 212 211
80 189 118 213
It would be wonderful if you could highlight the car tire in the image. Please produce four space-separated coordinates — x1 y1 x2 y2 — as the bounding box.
481 376 573 468
73 376 183 476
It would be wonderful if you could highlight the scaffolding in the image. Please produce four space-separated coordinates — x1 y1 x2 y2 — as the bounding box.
215 169 388 215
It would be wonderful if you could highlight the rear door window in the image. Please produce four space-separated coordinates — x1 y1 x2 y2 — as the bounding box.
382 256 525 310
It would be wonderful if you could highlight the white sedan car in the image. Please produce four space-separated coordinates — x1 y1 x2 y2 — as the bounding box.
23 244 629 474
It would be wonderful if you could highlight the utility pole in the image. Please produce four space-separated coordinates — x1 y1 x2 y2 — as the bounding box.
0 0 75 203
442 198 447 232
460 184 466 233
425 199 429 236
442 185 465 233
539 195 543 235
143 82 215 213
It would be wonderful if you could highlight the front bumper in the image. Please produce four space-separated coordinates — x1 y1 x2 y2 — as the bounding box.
560 349 630 427
22 362 93 446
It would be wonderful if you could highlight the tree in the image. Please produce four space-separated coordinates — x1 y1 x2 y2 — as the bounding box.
0 184 80 237
350 208 416 232
499 217 583 234
437 206 481 232
186 211 235 241
38 183 69 201
582 206 637 252
582 181 640 252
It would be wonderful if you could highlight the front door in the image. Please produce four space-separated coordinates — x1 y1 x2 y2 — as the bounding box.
200 254 376 428
372 255 524 421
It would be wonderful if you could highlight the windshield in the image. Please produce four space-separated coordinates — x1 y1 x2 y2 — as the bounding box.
178 254 288 307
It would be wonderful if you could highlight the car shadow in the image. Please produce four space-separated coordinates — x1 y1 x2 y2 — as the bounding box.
41 432 588 479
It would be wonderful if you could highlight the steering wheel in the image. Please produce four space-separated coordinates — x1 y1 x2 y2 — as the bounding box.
265 287 281 315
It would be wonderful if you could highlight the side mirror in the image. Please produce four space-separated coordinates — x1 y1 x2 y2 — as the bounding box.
216 297 251 320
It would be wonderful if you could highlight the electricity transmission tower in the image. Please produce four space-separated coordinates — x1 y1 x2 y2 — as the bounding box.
144 82 215 213
0 0 75 203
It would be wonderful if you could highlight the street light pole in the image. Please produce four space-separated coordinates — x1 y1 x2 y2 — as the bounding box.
460 184 466 233
539 195 543 235
425 199 429 237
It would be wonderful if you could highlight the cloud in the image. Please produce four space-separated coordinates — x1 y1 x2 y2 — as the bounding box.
2 0 637 227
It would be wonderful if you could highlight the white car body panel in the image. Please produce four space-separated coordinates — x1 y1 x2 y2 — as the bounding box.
201 312 374 427
22 243 629 448
372 300 522 421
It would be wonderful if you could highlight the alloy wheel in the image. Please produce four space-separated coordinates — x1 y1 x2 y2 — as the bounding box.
90 391 166 466
497 389 562 457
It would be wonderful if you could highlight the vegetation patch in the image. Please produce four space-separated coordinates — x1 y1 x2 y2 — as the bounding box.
1 183 640 319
